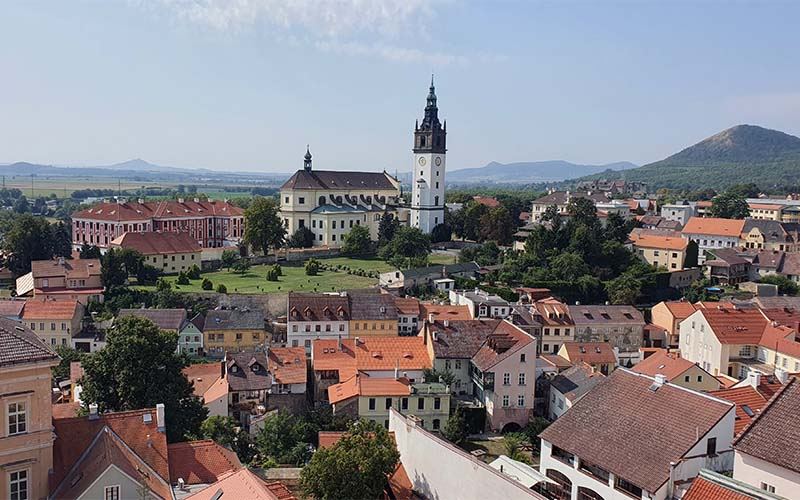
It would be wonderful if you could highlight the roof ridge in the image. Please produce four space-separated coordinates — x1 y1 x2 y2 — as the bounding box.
732 377 798 446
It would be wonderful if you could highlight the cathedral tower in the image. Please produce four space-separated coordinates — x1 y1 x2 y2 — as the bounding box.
410 76 446 234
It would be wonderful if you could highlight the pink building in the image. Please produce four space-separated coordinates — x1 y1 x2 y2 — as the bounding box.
71 199 245 250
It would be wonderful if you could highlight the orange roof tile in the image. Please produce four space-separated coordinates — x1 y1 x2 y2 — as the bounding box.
313 337 431 376
183 362 224 398
268 346 307 385
472 321 534 371
748 203 782 210
112 231 202 255
22 297 80 320
682 217 745 237
711 382 783 435
473 196 501 207
632 349 698 381
395 297 421 315
328 374 412 404
629 232 688 251
683 477 755 500
185 469 296 500
697 307 770 344
167 440 242 484
560 342 616 365
418 303 472 322
662 301 697 319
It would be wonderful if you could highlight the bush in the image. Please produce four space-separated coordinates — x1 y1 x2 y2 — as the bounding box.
176 271 190 285
187 264 201 280
266 266 280 282
216 283 228 294
305 258 320 276
272 264 282 276
201 278 213 290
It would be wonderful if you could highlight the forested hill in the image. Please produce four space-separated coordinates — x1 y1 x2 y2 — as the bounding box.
573 124 800 190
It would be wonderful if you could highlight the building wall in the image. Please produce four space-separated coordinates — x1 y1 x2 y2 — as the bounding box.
684 233 740 264
733 451 800 498
650 302 680 341
398 313 419 335
0 361 57 500
141 251 201 275
548 388 575 421
206 392 228 419
358 392 449 431
661 206 694 226
434 357 470 395
178 323 203 355
670 365 721 392
540 326 573 355
26 312 82 348
204 329 266 357
349 320 398 337
573 324 644 353
287 320 349 353
635 246 686 270
679 311 728 376
484 341 537 431
77 464 155 500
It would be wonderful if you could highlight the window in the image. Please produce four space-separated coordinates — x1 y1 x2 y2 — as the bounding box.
292 325 298 332
518 395 525 407
104 485 120 500
520 353 526 363
697 375 703 382
544 328 550 336
502 395 509 407
518 373 526 385
7 401 27 435
503 373 510 385
401 398 408 410
284 197 289 203
418 398 425 410
368 398 376 411
235 333 242 341
761 482 776 493
432 418 440 430
684 375 690 383
298 197 305 204
385 398 392 410
434 397 441 410
304 340 311 348
706 437 717 456
50 322 56 330
9 470 28 500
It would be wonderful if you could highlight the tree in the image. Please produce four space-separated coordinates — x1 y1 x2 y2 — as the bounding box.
443 408 468 446
201 278 213 290
231 259 251 275
479 205 514 244
287 227 316 249
51 221 73 258
522 417 550 451
549 252 590 281
137 264 161 285
220 249 239 270
423 367 456 387
760 274 799 295
341 225 372 256
116 248 145 277
13 195 30 214
79 316 207 442
683 278 717 303
79 243 102 259
254 410 315 465
377 212 400 247
3 214 54 275
266 264 281 281
177 271 190 285
305 258 320 276
52 345 85 381
216 283 228 294
186 264 201 280
300 420 399 500
378 226 431 269
201 416 239 446
101 248 128 288
503 433 532 465
709 191 750 219
244 197 286 255
606 273 642 305
430 222 452 244
461 202 490 241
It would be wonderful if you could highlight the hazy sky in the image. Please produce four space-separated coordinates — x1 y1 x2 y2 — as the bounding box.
1 1 799 173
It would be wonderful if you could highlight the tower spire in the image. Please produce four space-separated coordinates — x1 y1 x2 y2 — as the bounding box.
304 145 312 172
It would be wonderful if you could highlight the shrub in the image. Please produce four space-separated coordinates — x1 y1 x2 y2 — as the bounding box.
272 264 282 276
216 283 228 294
305 259 320 276
201 278 213 290
187 264 201 280
266 266 280 282
176 271 190 285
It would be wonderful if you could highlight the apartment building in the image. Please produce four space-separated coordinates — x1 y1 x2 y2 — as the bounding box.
682 217 746 264
21 297 83 348
110 231 202 274
16 257 103 305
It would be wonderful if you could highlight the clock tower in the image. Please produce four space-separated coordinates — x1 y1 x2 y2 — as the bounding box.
410 76 446 234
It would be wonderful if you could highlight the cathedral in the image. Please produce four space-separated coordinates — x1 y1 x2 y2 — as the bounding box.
279 77 447 246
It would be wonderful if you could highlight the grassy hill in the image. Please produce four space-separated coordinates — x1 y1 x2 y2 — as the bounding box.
574 124 800 190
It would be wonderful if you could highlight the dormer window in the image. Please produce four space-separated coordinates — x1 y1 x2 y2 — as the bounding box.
231 365 238 373
252 364 260 372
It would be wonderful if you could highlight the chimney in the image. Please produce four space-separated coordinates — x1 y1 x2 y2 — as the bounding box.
337 335 342 351
748 371 762 388
156 403 166 433
137 198 144 204
88 403 99 420
146 434 152 447
428 313 435 323
654 374 667 387
178 197 184 203
575 301 580 306
394 359 399 380
443 319 450 328
775 368 789 385
354 337 361 346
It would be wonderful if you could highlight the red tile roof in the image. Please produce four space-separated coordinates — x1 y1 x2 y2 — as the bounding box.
268 347 307 385
184 469 296 500
560 342 616 365
629 232 688 251
312 337 431 377
30 258 101 279
183 362 225 399
418 303 472 322
167 440 242 484
22 298 81 320
395 297 421 315
473 196 501 207
632 350 699 382
472 321 533 372
710 378 785 435
683 477 755 500
328 374 411 404
662 301 697 319
72 200 243 222
697 307 770 344
0 298 25 318
112 231 202 255
682 217 745 237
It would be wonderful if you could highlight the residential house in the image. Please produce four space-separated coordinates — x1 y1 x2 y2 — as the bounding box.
265 346 308 414
557 342 617 375
740 219 800 252
71 199 244 250
183 362 229 418
684 469 784 500
660 203 696 226
449 288 511 319
16 257 103 305
746 202 784 221
378 262 479 291
710 371 784 436
0 318 59 500
286 292 349 353
548 362 605 421
629 231 692 270
179 313 205 356
531 297 574 355
22 297 83 348
749 250 785 281
0 298 25 320
471 321 537 432
203 309 267 357
529 190 611 222
328 375 449 431
637 215 682 231
420 318 505 395
418 303 472 323
183 468 296 500
119 308 206 355
396 297 421 336
682 217 746 264
347 289 399 337
650 300 698 347
705 247 751 285
50 405 242 500
111 231 202 274
732 377 800 498
632 349 720 391
567 304 646 356
539 369 736 500
224 352 271 429
311 336 431 403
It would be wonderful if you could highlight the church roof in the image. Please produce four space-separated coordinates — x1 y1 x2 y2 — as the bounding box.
280 170 398 191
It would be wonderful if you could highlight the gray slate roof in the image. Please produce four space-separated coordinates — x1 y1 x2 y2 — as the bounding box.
204 310 265 331
428 319 501 359
550 362 605 401
281 169 398 191
0 317 58 366
118 308 187 331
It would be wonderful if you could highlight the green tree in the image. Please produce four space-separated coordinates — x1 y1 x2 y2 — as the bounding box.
522 417 550 451
216 283 228 294
231 259 251 275
760 274 799 295
52 345 85 381
503 433 532 465
51 221 73 259
378 226 431 268
549 252 590 281
176 271 190 285
423 367 456 386
3 214 54 275
341 225 372 256
137 264 161 285
201 278 213 290
254 410 315 465
479 205 514 244
244 197 286 255
709 191 750 219
461 202 490 241
287 227 316 249
79 316 207 442
79 243 102 259
201 415 239 446
305 258 320 276
377 211 400 247
186 264 201 280
13 195 30 214
299 420 399 500
220 249 239 270
116 248 145 277
101 248 128 288
266 266 280 281
443 408 468 446
606 273 642 305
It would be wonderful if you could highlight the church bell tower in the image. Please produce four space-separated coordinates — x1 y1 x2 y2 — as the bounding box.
410 76 446 234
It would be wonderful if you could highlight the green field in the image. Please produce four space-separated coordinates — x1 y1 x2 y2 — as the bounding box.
2 176 258 199
141 254 458 294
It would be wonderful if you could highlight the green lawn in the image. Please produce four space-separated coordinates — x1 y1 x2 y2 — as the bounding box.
317 253 455 273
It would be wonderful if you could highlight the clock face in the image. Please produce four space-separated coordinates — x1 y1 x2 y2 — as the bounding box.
418 157 427 166
434 156 442 167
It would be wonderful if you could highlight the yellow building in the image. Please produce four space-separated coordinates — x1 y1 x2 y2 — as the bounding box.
0 317 59 500
203 309 268 357
329 375 450 431
348 289 399 337
740 219 799 253
111 231 203 275
632 349 720 391
629 231 690 271
747 203 783 221
21 298 84 348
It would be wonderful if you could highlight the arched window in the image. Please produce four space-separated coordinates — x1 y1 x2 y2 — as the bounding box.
319 196 326 206
434 196 439 205
545 470 572 500
577 487 605 500
420 136 426 147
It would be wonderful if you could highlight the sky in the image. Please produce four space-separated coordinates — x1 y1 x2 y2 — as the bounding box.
1 1 799 174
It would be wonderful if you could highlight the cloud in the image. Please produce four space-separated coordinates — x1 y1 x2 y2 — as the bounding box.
145 0 502 65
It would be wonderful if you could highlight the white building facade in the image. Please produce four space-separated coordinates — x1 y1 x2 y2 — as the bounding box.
410 77 447 234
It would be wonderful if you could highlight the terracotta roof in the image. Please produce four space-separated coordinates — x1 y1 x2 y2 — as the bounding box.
568 305 644 326
312 337 431 377
473 196 501 207
732 377 800 473
711 377 784 435
30 258 101 279
531 297 573 327
167 440 242 484
386 462 416 500
682 217 745 237
540 369 734 494
539 354 573 369
288 292 350 321
683 476 757 500
119 308 187 331
662 301 697 319
280 168 398 191
629 231 688 251
22 297 80 320
560 342 616 365
696 307 770 344
51 408 169 498
632 350 698 381
472 321 534 372
328 374 412 404
226 352 270 392
747 203 782 211
185 468 296 500
112 231 202 255
0 317 58 367
427 319 501 359
0 298 25 318
72 200 243 222
268 346 307 385
184 362 225 398
395 297 420 315
347 289 398 321
418 303 472 322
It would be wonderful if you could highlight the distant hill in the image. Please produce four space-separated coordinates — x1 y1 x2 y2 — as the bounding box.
447 160 637 184
573 124 800 190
